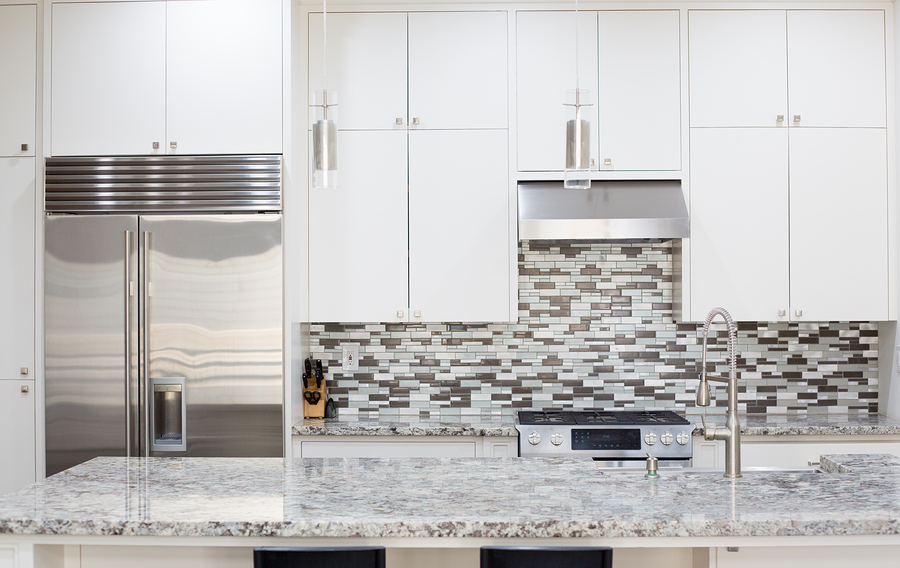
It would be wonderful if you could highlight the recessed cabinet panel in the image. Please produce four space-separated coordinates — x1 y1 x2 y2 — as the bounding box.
51 1 167 156
0 5 36 157
689 129 789 322
166 0 282 154
409 130 510 322
787 10 886 128
408 11 508 130
0 158 35 379
789 128 888 321
688 10 787 127
309 12 407 131
598 11 680 171
309 131 409 323
516 11 598 171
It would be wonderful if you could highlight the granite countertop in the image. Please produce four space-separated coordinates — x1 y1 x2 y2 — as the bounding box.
293 412 900 438
1 454 900 538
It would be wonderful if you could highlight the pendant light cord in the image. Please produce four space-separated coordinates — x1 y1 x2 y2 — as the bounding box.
323 0 327 93
574 0 579 91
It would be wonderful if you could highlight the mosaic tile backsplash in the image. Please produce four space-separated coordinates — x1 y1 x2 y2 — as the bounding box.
308 241 878 417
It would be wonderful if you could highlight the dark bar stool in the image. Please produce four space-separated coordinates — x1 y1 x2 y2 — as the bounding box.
254 547 386 568
481 546 613 568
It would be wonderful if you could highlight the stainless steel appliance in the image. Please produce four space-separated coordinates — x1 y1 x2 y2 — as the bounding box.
515 410 694 466
44 155 284 476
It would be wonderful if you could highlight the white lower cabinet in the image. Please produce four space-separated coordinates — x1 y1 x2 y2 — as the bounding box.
292 436 517 458
712 545 900 568
693 436 900 469
0 380 35 496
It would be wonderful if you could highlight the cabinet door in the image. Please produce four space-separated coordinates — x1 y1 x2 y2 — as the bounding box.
688 10 787 127
0 5 36 157
309 12 407 131
789 128 888 321
51 1 166 156
409 12 508 130
0 158 34 379
516 11 598 171
409 130 510 322
598 11 680 171
787 10 886 128
309 131 409 322
166 0 282 154
689 129 789 322
0 379 35 495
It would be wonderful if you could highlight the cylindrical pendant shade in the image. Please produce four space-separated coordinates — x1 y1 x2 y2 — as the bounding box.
564 89 592 189
311 89 338 190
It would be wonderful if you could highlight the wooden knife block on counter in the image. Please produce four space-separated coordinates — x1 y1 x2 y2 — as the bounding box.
303 379 327 418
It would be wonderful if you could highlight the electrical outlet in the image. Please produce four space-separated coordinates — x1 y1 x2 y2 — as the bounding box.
342 345 359 372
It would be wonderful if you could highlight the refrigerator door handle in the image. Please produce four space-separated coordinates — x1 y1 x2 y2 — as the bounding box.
124 230 134 457
141 230 151 457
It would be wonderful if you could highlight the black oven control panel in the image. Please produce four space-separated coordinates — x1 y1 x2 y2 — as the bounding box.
571 428 641 451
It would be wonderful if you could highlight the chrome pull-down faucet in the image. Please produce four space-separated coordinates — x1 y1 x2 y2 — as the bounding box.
696 307 742 478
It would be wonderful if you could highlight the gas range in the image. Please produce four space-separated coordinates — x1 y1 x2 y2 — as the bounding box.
515 410 694 463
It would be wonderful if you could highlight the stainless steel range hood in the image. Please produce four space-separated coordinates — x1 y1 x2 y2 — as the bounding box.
518 180 689 241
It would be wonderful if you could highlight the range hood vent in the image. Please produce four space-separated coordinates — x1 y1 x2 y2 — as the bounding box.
518 180 689 241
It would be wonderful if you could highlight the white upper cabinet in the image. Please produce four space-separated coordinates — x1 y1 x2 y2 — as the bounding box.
597 10 681 171
308 130 409 323
308 12 407 131
51 1 167 156
517 10 680 172
408 12 508 130
688 10 787 128
166 0 282 154
0 5 36 157
789 128 888 321
52 0 282 156
409 130 510 322
516 11 598 172
787 11 886 128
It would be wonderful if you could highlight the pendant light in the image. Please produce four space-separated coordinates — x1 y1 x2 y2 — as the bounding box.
311 0 338 190
564 0 592 189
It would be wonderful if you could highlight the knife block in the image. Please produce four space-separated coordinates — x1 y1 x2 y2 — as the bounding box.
303 372 327 419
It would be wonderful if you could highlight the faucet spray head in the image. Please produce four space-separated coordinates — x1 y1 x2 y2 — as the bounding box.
696 373 711 407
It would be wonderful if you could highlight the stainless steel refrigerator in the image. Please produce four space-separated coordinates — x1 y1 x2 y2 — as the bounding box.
44 156 284 476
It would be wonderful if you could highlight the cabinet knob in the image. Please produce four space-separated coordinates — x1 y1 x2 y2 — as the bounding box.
590 158 595 167
395 118 403 125
793 115 801 123
21 385 29 394
776 115 784 123
20 367 28 376
412 117 420 126
413 310 421 318
396 310 404 319
20 143 28 151
777 310 786 317
169 141 177 150
795 309 803 317
152 142 160 150
603 158 612 166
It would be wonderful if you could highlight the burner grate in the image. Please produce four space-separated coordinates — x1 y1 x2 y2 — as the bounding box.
518 409 689 426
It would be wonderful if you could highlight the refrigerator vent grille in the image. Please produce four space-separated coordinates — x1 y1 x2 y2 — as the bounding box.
45 155 282 213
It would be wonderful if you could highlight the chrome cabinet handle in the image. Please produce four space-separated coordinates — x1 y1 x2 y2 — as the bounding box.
778 309 786 317
152 142 160 150
413 310 421 318
793 115 801 123
412 117 420 125
169 141 177 150
395 118 403 125
20 143 28 151
20 367 28 376
795 309 803 317
396 310 404 319
776 115 784 123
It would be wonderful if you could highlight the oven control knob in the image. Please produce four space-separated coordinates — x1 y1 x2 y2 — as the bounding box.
550 432 564 446
528 431 542 446
676 431 691 446
644 432 658 446
660 432 674 446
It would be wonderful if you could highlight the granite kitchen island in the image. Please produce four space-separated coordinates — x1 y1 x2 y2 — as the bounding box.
1 455 899 568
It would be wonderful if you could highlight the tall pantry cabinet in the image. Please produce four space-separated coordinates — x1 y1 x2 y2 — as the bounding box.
307 11 511 323
688 10 888 322
0 3 37 495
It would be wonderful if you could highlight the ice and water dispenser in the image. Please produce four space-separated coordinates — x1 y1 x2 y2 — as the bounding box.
150 377 187 451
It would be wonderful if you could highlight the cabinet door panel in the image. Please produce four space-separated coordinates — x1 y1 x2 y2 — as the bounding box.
409 130 510 322
51 2 166 156
787 11 886 128
789 128 888 321
516 11 598 171
0 380 35 495
167 0 282 154
0 5 36 157
409 12 508 130
309 12 407 131
0 158 34 378
689 129 789 322
309 131 408 322
598 11 680 171
688 10 787 127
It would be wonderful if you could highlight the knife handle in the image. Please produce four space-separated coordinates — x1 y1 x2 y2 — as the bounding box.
315 359 324 389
